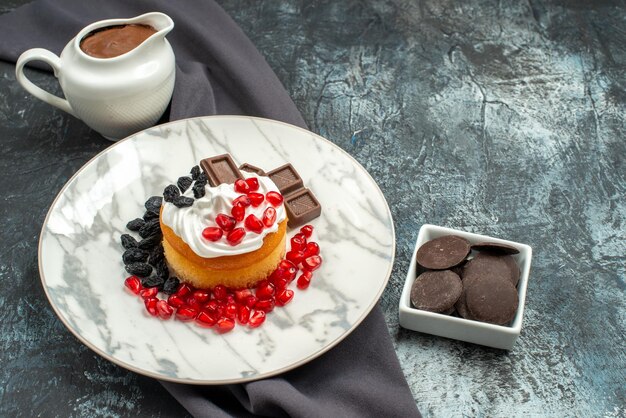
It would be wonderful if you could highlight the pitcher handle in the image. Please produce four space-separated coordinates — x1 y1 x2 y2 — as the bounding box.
16 48 76 117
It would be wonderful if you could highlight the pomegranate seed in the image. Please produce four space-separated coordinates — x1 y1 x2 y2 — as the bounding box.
216 213 237 231
196 311 217 327
202 226 223 241
156 300 174 319
255 298 275 312
303 255 323 271
226 294 236 304
294 232 307 244
234 288 253 303
226 228 246 245
176 305 198 321
244 295 258 308
247 192 264 207
274 261 297 282
262 207 277 227
224 303 238 319
245 177 260 191
279 259 296 270
248 310 266 328
244 214 264 233
185 296 201 310
269 267 284 282
124 276 142 295
233 195 251 208
300 225 314 238
276 289 294 306
175 283 192 297
167 294 185 308
303 242 320 258
286 250 305 265
213 285 228 301
144 297 158 316
216 317 235 333
238 305 251 324
290 235 306 252
297 271 313 289
234 179 250 194
231 203 246 222
273 277 288 290
140 287 158 299
193 290 211 304
266 191 284 207
255 280 275 300
204 299 219 313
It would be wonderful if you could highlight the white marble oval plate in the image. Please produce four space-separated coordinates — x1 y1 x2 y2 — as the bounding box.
39 116 395 384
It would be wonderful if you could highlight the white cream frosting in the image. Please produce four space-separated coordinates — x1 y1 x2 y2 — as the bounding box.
161 173 286 258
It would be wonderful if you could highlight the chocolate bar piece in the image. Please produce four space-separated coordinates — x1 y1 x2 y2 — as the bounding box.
239 163 266 176
200 154 243 186
267 163 304 195
284 188 321 228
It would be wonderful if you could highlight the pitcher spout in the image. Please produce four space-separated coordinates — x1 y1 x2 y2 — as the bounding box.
132 12 174 38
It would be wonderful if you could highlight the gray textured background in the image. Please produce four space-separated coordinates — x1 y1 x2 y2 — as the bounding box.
1 0 624 416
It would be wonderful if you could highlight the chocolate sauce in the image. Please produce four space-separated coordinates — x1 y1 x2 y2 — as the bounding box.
80 24 157 58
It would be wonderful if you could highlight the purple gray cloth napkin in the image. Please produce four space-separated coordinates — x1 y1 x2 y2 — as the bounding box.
0 1 420 416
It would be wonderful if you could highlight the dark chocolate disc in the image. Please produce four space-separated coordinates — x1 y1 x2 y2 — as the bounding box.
415 235 471 270
454 274 481 319
463 253 520 287
471 241 520 255
465 275 519 325
410 270 462 313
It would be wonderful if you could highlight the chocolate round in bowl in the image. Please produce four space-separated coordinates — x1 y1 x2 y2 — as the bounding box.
471 241 520 255
416 235 471 270
463 253 520 287
454 273 482 319
465 275 519 325
410 270 462 313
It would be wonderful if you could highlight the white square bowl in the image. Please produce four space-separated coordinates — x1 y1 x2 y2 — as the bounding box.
399 224 532 350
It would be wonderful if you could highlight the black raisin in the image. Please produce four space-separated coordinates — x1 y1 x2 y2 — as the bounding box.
197 172 208 183
148 244 165 265
173 196 194 208
162 277 180 294
190 165 200 180
126 218 145 231
138 235 161 250
139 218 161 239
192 182 206 199
144 196 163 213
141 275 165 289
120 234 138 249
122 248 149 264
143 210 160 221
177 176 193 192
163 184 180 203
156 261 170 280
125 262 152 277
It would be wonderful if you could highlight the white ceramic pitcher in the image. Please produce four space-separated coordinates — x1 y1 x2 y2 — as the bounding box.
16 12 176 141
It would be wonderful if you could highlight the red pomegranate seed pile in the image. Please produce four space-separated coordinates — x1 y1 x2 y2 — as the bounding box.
202 181 285 247
123 225 322 333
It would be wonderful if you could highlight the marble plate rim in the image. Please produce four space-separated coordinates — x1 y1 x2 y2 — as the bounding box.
37 115 396 384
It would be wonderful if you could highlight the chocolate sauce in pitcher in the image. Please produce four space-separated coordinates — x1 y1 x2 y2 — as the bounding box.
80 24 157 58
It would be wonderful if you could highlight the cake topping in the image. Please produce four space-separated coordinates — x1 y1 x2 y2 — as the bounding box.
239 163 266 176
267 163 304 195
161 172 287 257
200 154 244 186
